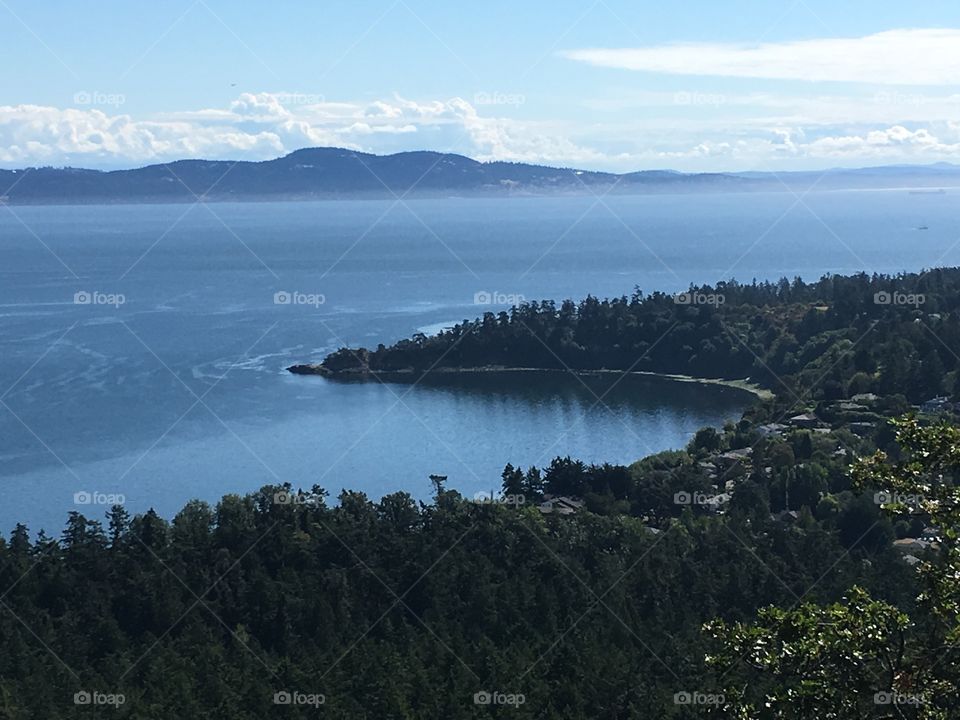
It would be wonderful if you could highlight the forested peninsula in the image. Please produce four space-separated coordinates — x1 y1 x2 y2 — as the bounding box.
290 268 957 404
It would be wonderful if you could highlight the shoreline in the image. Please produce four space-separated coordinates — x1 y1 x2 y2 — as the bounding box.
287 364 774 401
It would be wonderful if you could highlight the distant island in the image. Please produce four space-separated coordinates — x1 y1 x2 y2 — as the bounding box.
2 147 960 204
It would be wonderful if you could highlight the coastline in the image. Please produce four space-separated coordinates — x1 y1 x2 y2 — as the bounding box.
287 364 774 401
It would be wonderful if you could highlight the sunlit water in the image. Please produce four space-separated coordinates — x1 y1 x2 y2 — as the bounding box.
2 189 956 532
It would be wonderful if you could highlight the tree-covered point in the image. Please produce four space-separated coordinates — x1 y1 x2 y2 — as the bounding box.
306 268 960 403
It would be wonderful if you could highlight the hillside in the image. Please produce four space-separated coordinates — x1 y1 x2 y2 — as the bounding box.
2 148 959 204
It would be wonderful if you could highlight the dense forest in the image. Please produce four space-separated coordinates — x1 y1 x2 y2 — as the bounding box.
0 478 919 718
307 267 960 403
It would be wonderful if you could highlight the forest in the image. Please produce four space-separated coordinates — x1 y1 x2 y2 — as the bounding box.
0 473 924 718
312 267 960 403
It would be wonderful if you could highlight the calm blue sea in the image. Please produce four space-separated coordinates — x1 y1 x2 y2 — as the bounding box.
1 190 955 532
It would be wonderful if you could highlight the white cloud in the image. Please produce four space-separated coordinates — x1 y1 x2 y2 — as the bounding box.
564 29 960 86
0 105 285 165
0 93 605 170
805 124 960 159
2 91 960 173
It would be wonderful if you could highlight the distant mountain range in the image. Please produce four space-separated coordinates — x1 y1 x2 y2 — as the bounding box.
1 148 959 204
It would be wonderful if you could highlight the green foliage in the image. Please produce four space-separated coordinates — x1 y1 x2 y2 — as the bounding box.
0 479 915 718
708 418 960 718
323 269 960 403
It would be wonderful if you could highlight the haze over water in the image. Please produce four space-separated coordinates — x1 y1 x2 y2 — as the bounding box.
2 189 956 532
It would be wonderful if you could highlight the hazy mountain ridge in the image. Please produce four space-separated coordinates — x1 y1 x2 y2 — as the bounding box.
1 147 958 204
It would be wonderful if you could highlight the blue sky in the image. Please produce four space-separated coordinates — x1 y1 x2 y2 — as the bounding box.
3 0 960 171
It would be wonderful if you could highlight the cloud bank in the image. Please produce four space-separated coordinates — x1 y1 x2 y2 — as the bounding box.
0 93 604 170
564 29 960 85
1 90 960 173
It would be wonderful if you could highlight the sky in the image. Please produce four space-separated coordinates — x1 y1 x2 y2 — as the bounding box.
3 0 960 172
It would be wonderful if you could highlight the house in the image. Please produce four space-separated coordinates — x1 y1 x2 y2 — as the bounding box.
698 461 717 479
893 538 929 554
704 493 731 514
837 401 867 412
848 421 875 437
715 447 753 469
538 496 584 515
851 393 878 403
902 554 922 567
712 450 751 478
920 396 952 414
921 526 941 543
788 412 821 429
757 423 787 438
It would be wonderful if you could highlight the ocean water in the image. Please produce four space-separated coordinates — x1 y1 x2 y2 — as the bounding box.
1 190 956 532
